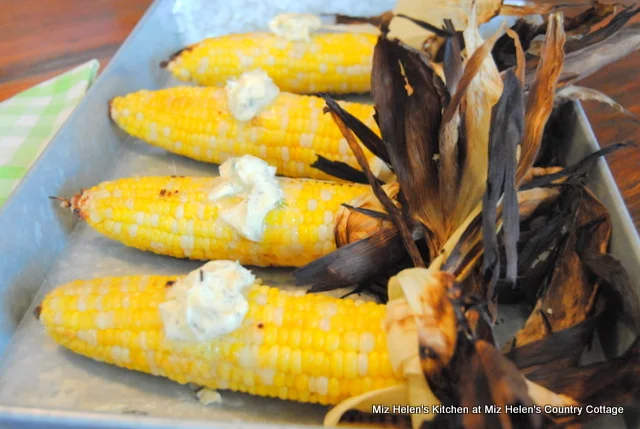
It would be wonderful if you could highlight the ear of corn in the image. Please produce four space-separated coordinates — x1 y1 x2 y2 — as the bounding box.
38 275 400 405
109 87 380 181
61 176 369 267
162 32 377 94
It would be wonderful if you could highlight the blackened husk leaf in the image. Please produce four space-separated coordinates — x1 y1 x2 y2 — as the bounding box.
442 186 561 283
371 38 447 249
341 204 389 221
526 340 640 412
293 225 404 292
450 10 504 230
434 337 541 429
514 188 610 349
482 70 524 292
517 12 565 185
324 96 425 267
441 26 502 126
577 218 640 334
443 19 463 94
510 214 640 421
496 2 617 71
442 212 484 278
438 23 503 227
562 1 617 36
516 211 569 303
466 306 496 345
564 5 640 53
493 19 542 70
438 20 463 223
537 22 640 88
506 310 602 376
394 14 456 38
333 11 394 28
336 410 412 428
318 94 391 164
310 155 369 184
520 143 629 191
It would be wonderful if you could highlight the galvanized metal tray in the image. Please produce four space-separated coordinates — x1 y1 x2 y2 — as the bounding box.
0 0 639 428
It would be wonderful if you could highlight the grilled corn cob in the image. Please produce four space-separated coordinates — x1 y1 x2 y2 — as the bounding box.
57 176 369 267
109 87 380 181
38 275 400 405
162 33 377 94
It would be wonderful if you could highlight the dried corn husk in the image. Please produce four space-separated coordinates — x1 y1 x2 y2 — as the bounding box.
303 3 640 426
517 12 565 185
450 7 504 230
555 85 640 122
334 182 400 247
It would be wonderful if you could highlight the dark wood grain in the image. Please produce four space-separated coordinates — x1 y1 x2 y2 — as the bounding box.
0 0 639 231
0 0 151 100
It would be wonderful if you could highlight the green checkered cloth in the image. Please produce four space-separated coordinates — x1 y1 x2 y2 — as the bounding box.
0 60 99 207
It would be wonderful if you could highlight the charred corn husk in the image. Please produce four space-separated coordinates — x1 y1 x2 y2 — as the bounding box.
58 176 369 267
38 275 400 405
109 87 380 181
162 33 377 94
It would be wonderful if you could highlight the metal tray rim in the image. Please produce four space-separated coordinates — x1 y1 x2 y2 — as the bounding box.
0 0 639 427
574 104 640 251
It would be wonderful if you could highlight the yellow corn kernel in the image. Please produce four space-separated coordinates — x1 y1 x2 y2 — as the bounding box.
162 33 376 94
38 276 402 405
109 87 379 181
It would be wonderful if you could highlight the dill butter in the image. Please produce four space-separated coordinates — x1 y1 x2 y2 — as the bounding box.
269 13 323 42
159 261 255 341
208 155 284 242
225 70 280 122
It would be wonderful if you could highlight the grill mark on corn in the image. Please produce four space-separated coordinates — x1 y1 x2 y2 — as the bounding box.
160 45 194 69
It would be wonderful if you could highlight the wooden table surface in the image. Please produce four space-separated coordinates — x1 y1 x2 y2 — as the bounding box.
1 0 639 229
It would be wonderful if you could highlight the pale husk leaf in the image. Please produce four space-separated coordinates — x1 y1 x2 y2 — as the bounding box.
451 6 504 228
387 0 503 48
555 85 640 122
524 379 579 407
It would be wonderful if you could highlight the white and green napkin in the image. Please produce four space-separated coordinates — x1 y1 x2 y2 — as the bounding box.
0 59 99 207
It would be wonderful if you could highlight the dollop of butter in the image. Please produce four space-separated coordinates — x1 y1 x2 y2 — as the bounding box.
209 155 284 242
159 261 255 342
268 13 322 42
225 69 280 122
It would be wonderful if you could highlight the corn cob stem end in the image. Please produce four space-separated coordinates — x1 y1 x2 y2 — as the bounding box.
49 192 86 218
